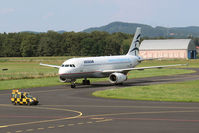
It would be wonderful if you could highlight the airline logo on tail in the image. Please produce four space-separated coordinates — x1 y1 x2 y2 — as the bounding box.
127 27 141 56
130 34 141 52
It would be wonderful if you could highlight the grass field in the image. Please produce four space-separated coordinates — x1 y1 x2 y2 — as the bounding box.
92 80 199 102
0 57 71 80
0 57 198 90
0 77 63 90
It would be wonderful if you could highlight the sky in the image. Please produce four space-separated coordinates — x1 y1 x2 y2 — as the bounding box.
0 0 199 33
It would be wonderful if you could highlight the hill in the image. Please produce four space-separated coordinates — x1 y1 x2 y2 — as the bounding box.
83 22 199 38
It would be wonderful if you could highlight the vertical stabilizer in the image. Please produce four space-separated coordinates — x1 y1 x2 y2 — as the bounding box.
127 27 141 56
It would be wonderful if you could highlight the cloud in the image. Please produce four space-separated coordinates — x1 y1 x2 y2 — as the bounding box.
0 8 15 15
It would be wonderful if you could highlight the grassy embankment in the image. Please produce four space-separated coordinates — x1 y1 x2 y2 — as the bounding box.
0 57 198 90
92 80 199 102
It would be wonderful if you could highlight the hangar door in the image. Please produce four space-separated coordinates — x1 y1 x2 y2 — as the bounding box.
188 50 196 59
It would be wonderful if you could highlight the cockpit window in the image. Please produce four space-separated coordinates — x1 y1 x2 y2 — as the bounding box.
26 94 33 98
62 64 75 67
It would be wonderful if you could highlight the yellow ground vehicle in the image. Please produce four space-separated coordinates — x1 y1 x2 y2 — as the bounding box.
11 90 39 105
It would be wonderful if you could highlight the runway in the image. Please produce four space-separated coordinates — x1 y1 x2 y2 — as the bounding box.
1 68 199 133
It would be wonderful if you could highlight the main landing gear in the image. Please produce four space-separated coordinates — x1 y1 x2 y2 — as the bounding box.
70 78 91 88
82 78 90 85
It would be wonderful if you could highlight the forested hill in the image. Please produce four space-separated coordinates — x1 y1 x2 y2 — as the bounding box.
83 22 199 38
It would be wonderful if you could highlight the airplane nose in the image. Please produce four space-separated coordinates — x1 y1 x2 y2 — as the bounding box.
59 68 71 75
58 68 66 75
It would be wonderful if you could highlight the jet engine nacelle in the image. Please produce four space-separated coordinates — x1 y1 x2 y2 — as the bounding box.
59 76 75 83
109 73 127 84
59 76 68 82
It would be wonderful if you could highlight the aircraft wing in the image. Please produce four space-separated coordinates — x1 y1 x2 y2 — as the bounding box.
102 64 188 73
138 58 161 61
40 63 60 69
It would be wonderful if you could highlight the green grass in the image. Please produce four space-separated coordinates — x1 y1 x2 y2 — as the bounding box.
0 63 58 80
137 59 199 68
127 68 194 79
0 57 70 80
0 57 198 90
93 80 199 102
0 77 64 90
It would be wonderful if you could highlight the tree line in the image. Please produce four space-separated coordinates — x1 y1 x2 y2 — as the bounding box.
0 31 198 57
0 31 134 57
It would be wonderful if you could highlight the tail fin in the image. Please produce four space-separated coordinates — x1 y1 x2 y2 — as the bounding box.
127 27 141 56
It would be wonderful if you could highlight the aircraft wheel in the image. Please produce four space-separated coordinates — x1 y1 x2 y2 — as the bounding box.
82 80 86 85
71 84 76 88
83 80 90 85
86 80 90 85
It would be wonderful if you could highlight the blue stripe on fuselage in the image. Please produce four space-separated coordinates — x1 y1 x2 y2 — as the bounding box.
108 58 130 63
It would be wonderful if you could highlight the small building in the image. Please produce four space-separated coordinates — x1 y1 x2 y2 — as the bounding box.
196 46 199 53
139 39 196 59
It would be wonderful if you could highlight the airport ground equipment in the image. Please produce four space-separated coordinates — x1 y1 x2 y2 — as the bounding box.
11 89 39 105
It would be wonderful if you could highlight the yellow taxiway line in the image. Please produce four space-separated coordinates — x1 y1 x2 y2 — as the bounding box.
0 104 82 129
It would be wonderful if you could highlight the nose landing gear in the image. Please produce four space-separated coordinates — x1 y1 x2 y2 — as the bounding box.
70 79 76 88
71 82 76 88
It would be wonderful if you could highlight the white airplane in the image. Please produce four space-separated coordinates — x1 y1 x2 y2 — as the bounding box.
40 27 186 88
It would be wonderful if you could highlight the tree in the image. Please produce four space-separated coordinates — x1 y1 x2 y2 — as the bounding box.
1 33 21 57
20 33 39 57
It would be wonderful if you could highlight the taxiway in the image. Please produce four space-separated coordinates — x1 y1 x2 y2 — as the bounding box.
1 68 199 133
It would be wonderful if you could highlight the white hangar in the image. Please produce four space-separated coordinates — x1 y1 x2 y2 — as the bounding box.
139 39 196 59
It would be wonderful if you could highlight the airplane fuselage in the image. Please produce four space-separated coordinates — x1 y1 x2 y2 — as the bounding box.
59 55 140 81
40 27 185 88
